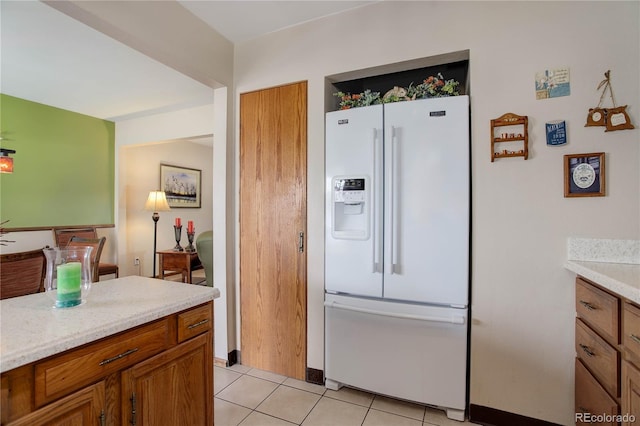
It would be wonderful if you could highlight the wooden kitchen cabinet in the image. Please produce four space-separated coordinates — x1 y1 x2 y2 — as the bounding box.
576 359 618 426
6 381 105 426
121 333 211 425
1 301 213 426
574 276 640 425
622 360 640 426
622 302 640 425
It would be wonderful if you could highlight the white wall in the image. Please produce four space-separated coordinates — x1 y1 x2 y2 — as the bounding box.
233 2 640 424
116 104 216 147
118 141 213 277
115 105 215 277
116 110 214 280
115 103 232 361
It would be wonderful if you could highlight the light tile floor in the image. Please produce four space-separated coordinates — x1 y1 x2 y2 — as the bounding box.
215 364 481 426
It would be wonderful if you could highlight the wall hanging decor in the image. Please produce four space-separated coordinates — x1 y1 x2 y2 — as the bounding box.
563 152 605 197
535 67 570 100
160 164 202 208
546 120 567 146
585 70 635 131
490 113 529 161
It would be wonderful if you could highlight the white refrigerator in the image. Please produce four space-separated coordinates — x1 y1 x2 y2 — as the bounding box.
324 95 470 421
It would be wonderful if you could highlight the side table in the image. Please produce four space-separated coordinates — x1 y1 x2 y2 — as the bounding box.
157 249 202 284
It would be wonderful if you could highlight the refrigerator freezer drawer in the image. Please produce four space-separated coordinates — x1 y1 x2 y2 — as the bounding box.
325 294 468 413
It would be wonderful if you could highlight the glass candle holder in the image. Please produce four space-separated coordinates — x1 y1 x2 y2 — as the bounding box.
173 225 184 251
43 246 93 308
185 232 196 252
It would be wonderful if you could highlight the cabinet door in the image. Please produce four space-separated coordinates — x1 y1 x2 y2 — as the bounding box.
7 381 105 426
121 333 212 426
622 360 640 426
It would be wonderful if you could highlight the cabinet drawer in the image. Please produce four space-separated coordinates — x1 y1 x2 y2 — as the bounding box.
623 302 640 363
576 277 620 344
576 318 620 397
35 318 172 407
575 359 619 425
177 303 213 343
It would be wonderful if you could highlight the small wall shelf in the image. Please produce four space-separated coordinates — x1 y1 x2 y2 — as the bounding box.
490 113 529 162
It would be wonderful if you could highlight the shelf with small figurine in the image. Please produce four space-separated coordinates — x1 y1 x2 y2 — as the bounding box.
490 113 529 162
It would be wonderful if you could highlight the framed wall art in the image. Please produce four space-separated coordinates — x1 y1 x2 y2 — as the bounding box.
160 164 202 208
563 152 605 198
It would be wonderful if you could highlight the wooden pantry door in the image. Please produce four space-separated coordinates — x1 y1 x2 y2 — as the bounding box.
239 81 307 379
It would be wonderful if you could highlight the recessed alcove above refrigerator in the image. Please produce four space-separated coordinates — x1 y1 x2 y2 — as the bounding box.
324 49 470 112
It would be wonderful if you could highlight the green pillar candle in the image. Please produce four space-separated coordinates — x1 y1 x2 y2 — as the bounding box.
56 262 82 308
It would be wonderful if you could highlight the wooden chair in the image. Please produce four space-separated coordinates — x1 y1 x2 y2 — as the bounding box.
53 227 119 279
53 227 96 247
0 248 47 299
67 236 106 283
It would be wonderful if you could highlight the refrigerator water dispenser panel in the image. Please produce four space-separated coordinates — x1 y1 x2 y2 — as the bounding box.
331 177 369 240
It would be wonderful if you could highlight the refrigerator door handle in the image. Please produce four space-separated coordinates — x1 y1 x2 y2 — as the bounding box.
373 128 383 273
389 126 399 274
324 300 466 325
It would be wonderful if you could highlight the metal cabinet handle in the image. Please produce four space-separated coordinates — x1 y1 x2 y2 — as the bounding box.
630 334 640 345
188 319 209 329
579 300 596 311
130 393 137 426
579 344 595 357
99 348 139 366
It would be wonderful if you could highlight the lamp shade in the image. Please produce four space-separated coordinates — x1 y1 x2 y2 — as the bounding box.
0 156 13 173
144 191 170 212
0 148 15 174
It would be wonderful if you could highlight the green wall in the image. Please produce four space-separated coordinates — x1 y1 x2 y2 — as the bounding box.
0 94 115 228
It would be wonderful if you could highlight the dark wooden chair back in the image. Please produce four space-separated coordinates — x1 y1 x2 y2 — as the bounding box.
0 248 47 300
53 227 119 279
67 236 106 283
53 227 97 247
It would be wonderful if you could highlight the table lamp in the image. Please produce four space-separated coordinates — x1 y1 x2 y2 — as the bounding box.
144 191 170 277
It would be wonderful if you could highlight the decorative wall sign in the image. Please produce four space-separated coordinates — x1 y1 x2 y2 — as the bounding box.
605 105 634 132
585 107 607 127
535 67 570 100
160 164 202 208
546 120 567 146
564 152 605 197
585 70 635 131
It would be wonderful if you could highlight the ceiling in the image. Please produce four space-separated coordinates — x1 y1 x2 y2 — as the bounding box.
178 1 374 45
1 1 375 127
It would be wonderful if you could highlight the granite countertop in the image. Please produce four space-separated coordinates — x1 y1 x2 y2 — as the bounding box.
564 237 640 305
0 276 220 373
565 260 640 304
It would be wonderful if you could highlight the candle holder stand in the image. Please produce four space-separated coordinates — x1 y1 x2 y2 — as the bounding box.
173 226 184 251
185 232 196 252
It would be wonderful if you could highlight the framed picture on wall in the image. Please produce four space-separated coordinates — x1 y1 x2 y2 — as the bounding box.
160 164 202 208
563 152 605 197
